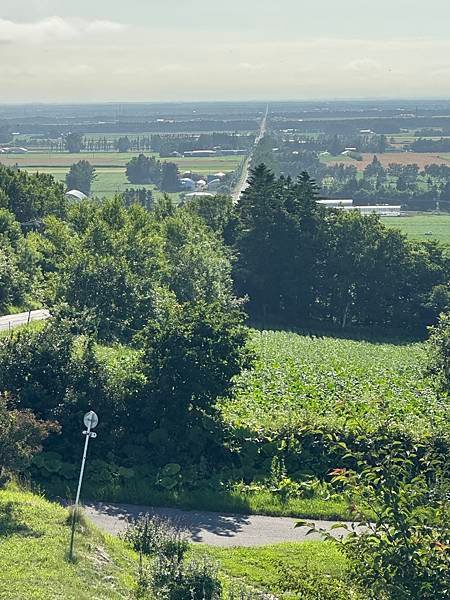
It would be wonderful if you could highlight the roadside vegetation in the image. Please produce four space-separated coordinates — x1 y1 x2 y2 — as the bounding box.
0 151 449 598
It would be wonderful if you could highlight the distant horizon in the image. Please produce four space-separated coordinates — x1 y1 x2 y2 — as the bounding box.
1 97 450 107
1 1 449 102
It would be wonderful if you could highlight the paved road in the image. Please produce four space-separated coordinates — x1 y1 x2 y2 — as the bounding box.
0 309 50 332
85 502 351 547
232 104 269 203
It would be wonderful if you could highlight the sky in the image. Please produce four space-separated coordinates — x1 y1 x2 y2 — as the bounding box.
0 0 449 102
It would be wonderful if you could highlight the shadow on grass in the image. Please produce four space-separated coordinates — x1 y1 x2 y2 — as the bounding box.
249 317 427 345
0 501 41 538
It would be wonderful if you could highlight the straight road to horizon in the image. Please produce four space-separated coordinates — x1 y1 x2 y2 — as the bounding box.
232 104 269 202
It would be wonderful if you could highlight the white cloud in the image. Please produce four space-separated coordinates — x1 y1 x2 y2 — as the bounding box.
0 16 125 44
344 58 383 73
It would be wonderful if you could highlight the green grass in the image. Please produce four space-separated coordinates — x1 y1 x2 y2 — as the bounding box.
0 484 137 600
0 484 353 599
195 542 352 599
382 213 450 244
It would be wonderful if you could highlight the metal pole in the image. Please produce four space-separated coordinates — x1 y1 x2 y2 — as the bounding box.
69 420 92 561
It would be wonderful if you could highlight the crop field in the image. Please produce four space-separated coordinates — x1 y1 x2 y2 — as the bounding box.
381 213 450 244
2 151 243 197
321 152 449 171
0 151 243 174
222 329 446 436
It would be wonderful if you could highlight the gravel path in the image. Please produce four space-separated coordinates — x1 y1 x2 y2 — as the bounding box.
84 502 352 547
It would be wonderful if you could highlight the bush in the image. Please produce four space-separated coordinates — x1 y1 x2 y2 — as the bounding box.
427 311 450 394
0 394 59 482
150 556 222 600
123 515 189 564
303 434 450 600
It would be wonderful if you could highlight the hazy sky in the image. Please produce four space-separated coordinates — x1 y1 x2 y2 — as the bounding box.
1 0 449 102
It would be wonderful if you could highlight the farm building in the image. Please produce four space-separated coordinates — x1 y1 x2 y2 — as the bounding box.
318 198 401 217
317 199 353 208
179 178 196 191
66 189 87 201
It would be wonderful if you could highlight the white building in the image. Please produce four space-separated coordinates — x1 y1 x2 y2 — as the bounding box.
318 198 401 217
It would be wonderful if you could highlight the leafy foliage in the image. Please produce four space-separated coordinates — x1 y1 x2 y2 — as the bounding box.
303 437 450 600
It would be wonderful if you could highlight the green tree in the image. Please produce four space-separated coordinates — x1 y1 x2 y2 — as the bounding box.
0 164 67 223
136 299 249 459
126 154 161 185
64 132 83 153
65 160 96 196
116 136 131 153
160 162 180 192
0 394 59 481
307 435 450 600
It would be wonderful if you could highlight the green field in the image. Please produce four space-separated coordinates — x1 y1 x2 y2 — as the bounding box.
222 329 444 436
0 151 243 174
21 166 176 199
0 151 242 197
382 214 450 244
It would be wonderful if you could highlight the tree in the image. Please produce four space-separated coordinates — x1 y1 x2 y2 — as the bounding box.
364 155 386 180
116 136 131 153
65 160 96 196
122 188 154 211
160 162 180 192
126 154 161 185
136 299 250 460
0 164 67 223
64 133 83 153
426 311 450 394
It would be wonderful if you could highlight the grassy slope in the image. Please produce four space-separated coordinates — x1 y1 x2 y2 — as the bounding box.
0 485 347 599
0 485 137 600
195 542 350 599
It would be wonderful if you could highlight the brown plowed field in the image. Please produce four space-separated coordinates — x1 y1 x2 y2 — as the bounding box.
326 152 450 171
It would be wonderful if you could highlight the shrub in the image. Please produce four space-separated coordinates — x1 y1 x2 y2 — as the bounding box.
0 394 59 482
150 556 222 600
123 515 189 564
301 434 450 600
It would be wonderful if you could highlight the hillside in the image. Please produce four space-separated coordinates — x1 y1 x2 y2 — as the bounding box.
0 485 137 600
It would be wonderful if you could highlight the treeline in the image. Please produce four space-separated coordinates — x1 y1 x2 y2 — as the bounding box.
254 137 450 211
234 165 450 329
271 116 450 135
410 137 450 152
281 133 388 154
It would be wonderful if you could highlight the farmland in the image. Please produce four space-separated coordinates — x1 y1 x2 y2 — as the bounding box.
321 151 450 171
381 213 450 244
222 329 445 436
0 151 243 196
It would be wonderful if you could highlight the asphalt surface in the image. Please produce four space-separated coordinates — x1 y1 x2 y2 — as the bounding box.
232 105 269 202
84 502 352 547
0 309 50 331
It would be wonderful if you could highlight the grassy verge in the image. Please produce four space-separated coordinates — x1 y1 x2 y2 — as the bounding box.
0 484 137 600
194 542 354 599
79 482 352 520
